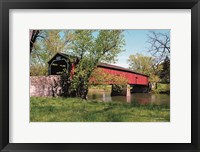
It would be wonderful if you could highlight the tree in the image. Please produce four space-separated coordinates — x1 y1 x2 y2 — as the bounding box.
147 31 170 61
30 30 73 76
159 56 170 83
90 68 128 85
128 53 154 76
69 30 125 99
146 31 170 86
30 30 40 53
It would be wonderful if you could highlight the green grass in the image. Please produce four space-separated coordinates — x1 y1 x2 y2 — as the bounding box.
30 97 170 122
89 85 112 91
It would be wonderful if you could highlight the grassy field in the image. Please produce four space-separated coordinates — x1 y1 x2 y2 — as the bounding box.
30 97 170 122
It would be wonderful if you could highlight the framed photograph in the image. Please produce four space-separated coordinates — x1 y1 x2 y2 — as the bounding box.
0 0 200 151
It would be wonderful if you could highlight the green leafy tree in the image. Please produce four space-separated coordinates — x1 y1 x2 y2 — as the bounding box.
159 56 170 83
69 30 125 99
128 53 154 75
90 68 128 85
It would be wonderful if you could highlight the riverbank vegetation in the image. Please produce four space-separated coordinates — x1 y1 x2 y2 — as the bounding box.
152 83 170 94
30 97 170 122
128 31 170 93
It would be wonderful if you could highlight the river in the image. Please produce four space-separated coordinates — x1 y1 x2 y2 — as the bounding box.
87 89 170 106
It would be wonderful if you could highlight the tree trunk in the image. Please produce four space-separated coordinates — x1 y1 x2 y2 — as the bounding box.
82 87 88 100
30 30 40 53
155 82 158 89
61 73 71 97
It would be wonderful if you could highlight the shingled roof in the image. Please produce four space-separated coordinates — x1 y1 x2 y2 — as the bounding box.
97 63 149 77
48 53 77 64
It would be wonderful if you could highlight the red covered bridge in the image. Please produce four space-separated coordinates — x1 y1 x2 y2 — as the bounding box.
48 53 150 95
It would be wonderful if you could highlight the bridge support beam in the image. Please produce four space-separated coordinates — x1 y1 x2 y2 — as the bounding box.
111 84 130 97
127 85 130 97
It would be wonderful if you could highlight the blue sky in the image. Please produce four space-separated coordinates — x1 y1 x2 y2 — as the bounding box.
114 29 170 68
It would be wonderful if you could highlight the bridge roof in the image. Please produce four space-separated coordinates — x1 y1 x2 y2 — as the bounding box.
48 53 78 64
97 63 149 77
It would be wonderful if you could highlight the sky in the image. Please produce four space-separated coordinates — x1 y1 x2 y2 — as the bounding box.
113 29 170 68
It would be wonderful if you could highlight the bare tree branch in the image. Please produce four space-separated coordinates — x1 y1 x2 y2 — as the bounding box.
147 31 170 63
30 30 40 53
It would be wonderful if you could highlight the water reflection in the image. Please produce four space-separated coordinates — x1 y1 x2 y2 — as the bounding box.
87 89 170 106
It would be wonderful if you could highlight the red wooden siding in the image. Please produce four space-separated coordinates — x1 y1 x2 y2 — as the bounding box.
98 67 149 86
